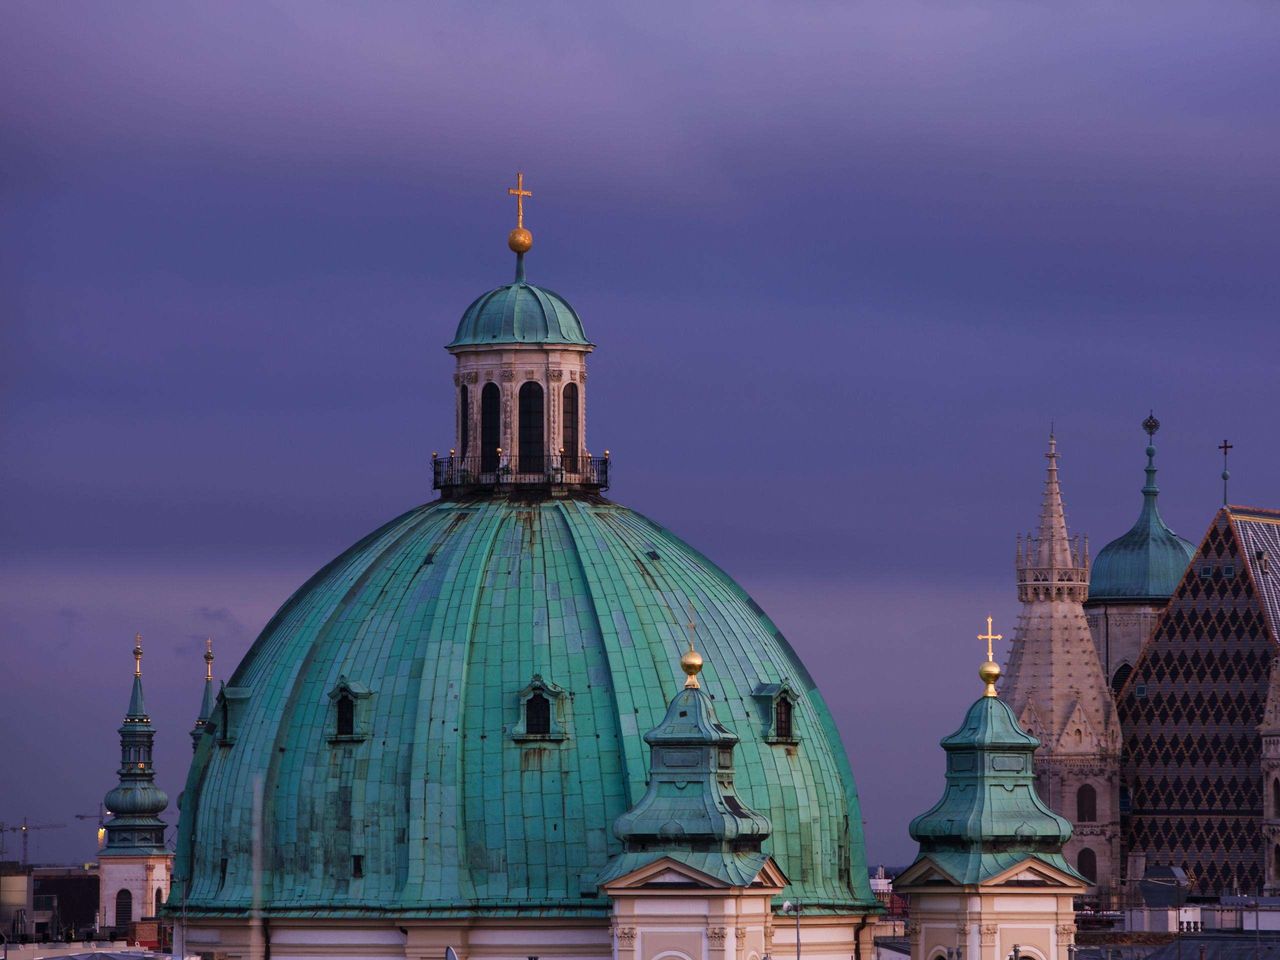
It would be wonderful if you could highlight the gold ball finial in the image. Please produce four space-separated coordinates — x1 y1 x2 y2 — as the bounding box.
979 659 1001 697
508 227 533 254
978 615 1003 697
681 646 704 689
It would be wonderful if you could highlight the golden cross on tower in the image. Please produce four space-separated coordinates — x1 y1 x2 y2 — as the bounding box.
508 171 532 229
978 615 1002 662
977 615 1003 697
133 632 144 677
205 637 215 681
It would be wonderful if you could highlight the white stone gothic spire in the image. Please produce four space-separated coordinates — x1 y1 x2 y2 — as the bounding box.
1002 433 1120 897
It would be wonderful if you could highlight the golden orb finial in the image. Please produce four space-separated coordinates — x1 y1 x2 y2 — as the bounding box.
682 608 704 689
507 171 533 255
978 615 1003 697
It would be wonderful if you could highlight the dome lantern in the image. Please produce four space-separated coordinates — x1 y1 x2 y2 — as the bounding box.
437 172 605 497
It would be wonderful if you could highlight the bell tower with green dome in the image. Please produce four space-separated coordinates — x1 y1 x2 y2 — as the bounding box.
99 635 173 934
895 620 1085 960
1084 414 1196 693
171 176 879 960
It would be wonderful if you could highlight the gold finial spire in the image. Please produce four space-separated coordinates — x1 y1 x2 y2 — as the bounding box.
681 608 704 689
978 615 1002 697
507 171 533 255
204 637 215 681
133 632 144 677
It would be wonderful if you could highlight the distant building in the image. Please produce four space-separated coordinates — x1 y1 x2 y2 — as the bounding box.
1085 417 1196 694
1118 506 1280 896
98 636 172 944
1003 436 1122 899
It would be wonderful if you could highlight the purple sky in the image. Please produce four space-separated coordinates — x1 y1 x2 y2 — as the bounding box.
2 2 1279 867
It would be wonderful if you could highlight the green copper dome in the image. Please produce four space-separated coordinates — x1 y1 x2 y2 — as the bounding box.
175 495 875 919
447 259 591 349
1090 438 1195 603
908 692 1078 884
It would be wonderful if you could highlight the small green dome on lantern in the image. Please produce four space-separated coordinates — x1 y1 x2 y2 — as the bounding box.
1090 417 1195 602
448 280 591 348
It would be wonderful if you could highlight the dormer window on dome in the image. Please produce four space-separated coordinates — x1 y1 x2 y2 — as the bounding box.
327 677 372 743
512 675 568 742
753 681 801 744
434 174 609 498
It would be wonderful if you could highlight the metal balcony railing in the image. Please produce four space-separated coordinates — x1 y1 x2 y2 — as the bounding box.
432 453 610 495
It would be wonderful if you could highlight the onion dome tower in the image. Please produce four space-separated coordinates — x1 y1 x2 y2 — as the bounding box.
1003 434 1120 900
597 639 786 960
896 620 1084 960
1085 415 1196 692
172 175 878 960
99 635 173 932
190 638 216 751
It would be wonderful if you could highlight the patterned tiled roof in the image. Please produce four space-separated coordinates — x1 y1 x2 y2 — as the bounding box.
1118 507 1280 896
174 495 875 918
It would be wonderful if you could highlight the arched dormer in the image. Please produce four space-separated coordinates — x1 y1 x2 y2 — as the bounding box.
512 674 569 742
753 681 801 744
327 676 372 743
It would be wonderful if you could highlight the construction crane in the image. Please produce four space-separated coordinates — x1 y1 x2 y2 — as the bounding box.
0 818 67 866
74 804 110 848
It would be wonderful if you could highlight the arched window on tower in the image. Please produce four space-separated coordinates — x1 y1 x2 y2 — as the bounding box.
480 383 501 472
154 887 163 917
1077 847 1098 884
775 697 794 741
518 382 544 471
459 384 470 458
336 694 355 737
1077 784 1097 823
562 383 579 471
1274 844 1280 882
1273 778 1280 819
525 692 551 736
1112 662 1133 695
115 888 133 928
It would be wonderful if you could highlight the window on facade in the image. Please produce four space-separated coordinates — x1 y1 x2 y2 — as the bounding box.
1275 845 1280 882
481 383 501 472
336 695 355 737
1273 778 1280 819
1077 847 1098 884
775 698 794 740
526 692 551 736
1111 662 1133 696
154 887 163 917
562 383 579 471
459 384 469 458
115 888 133 927
518 381 545 469
1077 784 1097 823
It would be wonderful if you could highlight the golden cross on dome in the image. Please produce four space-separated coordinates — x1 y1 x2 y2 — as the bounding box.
978 615 1002 662
507 171 532 229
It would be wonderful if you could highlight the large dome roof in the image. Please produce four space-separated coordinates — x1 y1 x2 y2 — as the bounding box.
176 495 875 919
447 279 591 348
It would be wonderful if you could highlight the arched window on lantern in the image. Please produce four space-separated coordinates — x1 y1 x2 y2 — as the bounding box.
562 383 579 471
459 383 470 458
481 383 501 472
518 381 545 470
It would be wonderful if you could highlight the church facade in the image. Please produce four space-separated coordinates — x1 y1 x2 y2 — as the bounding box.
168 179 881 960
